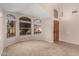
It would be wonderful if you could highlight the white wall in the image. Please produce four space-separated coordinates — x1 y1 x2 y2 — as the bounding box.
0 7 4 55
60 3 79 45
42 17 53 43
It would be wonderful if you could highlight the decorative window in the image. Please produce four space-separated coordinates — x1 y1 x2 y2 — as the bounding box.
19 17 31 35
7 14 16 38
54 9 58 18
33 19 42 34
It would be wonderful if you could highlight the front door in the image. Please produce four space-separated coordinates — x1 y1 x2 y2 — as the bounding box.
54 20 59 42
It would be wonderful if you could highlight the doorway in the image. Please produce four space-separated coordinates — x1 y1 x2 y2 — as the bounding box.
53 9 59 42
54 20 59 42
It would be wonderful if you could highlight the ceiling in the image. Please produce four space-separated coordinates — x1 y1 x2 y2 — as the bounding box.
0 3 56 19
2 3 79 20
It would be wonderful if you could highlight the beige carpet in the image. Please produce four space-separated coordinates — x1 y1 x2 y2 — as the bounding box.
2 40 79 56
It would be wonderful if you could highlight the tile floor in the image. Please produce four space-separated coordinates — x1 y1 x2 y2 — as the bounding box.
2 40 79 56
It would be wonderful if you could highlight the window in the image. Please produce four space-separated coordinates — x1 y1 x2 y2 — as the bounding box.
33 19 42 34
19 17 31 35
54 9 58 18
7 14 16 38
